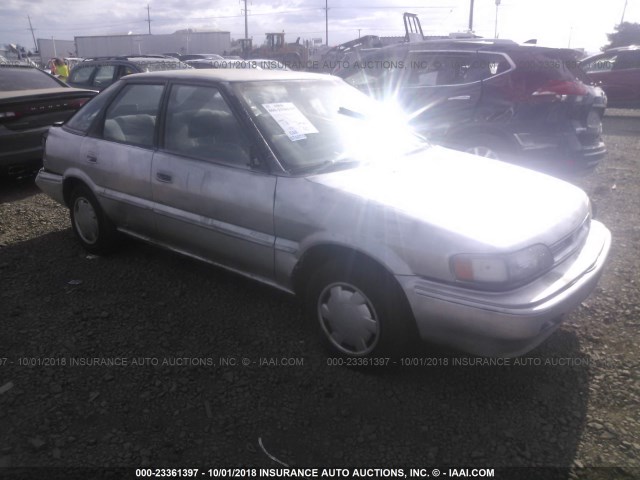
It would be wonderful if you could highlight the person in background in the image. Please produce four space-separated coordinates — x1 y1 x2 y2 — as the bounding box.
47 58 58 76
54 58 69 81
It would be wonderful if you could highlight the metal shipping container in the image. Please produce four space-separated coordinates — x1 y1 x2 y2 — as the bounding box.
75 31 231 58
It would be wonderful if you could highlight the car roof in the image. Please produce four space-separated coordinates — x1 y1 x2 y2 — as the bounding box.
123 69 329 82
82 56 181 63
364 37 580 56
581 46 640 62
604 45 640 53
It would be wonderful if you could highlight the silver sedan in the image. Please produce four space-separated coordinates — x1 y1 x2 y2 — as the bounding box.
36 69 611 358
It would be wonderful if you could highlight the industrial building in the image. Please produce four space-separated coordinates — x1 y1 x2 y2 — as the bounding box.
74 30 231 58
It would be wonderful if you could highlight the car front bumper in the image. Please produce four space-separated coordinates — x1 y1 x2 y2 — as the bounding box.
397 220 611 357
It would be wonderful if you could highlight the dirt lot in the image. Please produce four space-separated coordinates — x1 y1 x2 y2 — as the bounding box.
0 113 639 479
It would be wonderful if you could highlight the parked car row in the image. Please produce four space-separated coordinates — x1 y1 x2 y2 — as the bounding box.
66 55 191 91
35 69 611 359
185 58 289 70
0 63 97 175
580 45 640 108
334 38 608 176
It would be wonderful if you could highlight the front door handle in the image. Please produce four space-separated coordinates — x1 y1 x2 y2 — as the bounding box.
156 172 173 183
86 154 97 163
447 95 471 101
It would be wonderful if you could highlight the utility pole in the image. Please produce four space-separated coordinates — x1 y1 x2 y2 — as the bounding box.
621 0 628 24
146 4 151 34
494 0 500 39
241 0 249 40
358 29 361 38
325 0 329 46
27 15 38 52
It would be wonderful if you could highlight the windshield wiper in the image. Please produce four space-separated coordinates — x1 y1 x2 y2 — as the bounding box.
311 158 361 174
292 157 361 175
337 107 367 120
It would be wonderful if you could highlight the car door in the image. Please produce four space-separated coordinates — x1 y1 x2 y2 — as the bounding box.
91 64 118 91
151 83 276 279
608 50 640 106
80 82 164 237
397 50 483 138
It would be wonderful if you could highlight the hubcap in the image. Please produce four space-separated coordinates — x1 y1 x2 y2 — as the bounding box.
73 197 99 245
317 282 380 356
465 146 500 160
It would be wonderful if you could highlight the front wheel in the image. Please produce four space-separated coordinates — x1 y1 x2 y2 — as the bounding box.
69 185 120 255
305 259 411 357
461 134 511 161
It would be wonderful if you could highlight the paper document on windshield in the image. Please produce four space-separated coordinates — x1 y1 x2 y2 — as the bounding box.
262 103 319 141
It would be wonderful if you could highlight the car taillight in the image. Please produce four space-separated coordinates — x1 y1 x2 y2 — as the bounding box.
0 96 91 123
0 110 18 121
67 97 91 109
532 80 589 98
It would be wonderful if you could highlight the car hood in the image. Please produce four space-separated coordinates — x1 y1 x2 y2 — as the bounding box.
306 146 589 251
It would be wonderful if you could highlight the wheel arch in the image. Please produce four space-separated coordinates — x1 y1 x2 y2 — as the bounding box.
291 243 403 297
62 170 98 207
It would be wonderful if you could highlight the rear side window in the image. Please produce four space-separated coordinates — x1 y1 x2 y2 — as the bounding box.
102 84 164 147
0 67 63 91
65 84 119 134
469 53 511 81
406 52 480 86
582 53 617 74
614 50 640 70
511 50 585 92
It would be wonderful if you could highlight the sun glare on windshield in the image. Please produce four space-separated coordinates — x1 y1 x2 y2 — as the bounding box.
234 79 427 172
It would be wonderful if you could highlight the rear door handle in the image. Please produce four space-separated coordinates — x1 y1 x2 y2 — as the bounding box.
448 95 471 101
156 172 173 183
86 153 97 163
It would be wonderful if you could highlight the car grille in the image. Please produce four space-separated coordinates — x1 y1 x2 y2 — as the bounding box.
550 216 590 264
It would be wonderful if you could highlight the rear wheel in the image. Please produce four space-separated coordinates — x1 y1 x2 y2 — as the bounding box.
305 259 411 357
69 185 120 255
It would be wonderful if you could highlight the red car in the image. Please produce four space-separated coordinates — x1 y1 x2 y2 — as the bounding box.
581 46 640 108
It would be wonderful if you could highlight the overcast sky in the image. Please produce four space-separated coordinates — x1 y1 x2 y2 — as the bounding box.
2 0 638 54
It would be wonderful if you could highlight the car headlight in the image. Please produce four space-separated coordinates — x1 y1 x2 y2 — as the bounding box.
451 244 553 288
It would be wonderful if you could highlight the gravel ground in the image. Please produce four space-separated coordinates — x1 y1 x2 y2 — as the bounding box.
0 113 639 480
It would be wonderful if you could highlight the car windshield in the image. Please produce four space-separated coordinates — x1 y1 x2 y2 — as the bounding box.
233 78 427 173
0 67 63 91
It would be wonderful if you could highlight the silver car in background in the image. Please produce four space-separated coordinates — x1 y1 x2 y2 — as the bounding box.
36 70 611 358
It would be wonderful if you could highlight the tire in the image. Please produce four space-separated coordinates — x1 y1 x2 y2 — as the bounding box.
460 134 511 161
69 185 120 255
305 258 412 357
